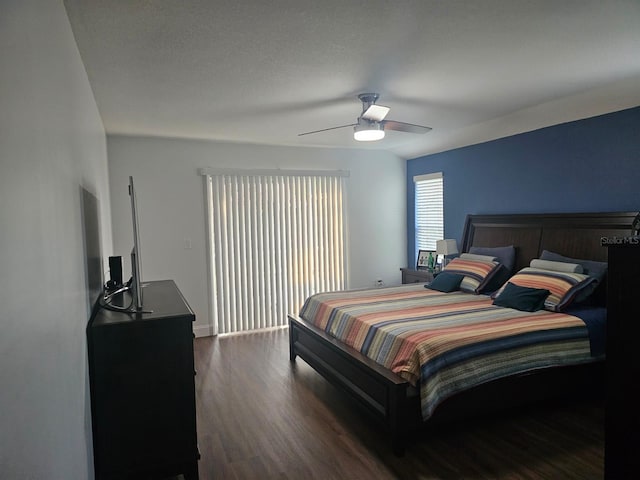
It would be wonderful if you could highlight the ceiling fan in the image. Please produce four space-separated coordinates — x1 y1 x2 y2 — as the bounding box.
298 93 432 141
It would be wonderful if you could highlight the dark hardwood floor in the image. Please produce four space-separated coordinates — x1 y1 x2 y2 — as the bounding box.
193 328 604 479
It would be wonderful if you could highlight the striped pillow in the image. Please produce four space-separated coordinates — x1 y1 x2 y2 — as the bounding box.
492 267 597 312
443 257 500 293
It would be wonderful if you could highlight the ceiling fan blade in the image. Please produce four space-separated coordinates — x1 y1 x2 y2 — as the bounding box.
298 123 357 137
362 104 390 122
382 120 432 134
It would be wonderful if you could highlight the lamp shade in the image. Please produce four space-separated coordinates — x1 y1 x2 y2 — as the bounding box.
436 239 458 256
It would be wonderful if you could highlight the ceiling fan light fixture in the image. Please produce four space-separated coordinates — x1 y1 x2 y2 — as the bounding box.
354 122 385 141
298 93 430 139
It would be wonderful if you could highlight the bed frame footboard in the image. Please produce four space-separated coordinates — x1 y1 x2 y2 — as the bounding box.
288 314 420 455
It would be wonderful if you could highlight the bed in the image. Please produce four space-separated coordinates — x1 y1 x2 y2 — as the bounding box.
288 211 636 454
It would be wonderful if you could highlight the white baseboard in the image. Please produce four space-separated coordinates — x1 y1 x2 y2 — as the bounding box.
193 324 214 338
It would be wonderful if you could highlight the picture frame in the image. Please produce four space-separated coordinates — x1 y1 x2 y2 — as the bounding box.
416 249 436 270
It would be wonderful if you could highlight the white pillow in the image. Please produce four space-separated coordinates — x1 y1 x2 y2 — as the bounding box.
460 252 498 263
529 259 583 274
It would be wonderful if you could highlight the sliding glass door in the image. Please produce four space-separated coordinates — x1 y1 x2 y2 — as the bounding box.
203 170 347 334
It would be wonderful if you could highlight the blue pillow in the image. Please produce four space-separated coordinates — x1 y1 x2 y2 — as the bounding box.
426 272 464 293
492 282 550 312
469 245 516 293
470 245 516 273
540 250 607 281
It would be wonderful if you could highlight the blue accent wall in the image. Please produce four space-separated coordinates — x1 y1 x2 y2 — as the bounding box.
406 106 640 267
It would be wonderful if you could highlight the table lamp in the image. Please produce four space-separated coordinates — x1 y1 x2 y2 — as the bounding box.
436 239 458 267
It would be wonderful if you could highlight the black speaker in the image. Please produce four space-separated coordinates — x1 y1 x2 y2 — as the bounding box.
109 256 123 287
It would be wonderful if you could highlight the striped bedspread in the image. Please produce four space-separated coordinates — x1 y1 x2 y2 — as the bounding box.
299 283 595 420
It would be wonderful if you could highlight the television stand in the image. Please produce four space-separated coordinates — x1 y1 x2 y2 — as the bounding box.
87 279 199 479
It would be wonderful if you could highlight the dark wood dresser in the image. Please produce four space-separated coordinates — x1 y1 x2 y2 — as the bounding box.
605 243 640 478
87 279 199 479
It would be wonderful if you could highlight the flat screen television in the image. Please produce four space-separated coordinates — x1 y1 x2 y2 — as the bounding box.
128 175 144 310
81 186 104 315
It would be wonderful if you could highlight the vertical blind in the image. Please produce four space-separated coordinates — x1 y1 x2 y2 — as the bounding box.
414 172 444 253
204 170 347 334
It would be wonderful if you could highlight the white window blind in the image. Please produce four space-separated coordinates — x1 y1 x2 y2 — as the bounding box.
203 170 347 334
414 172 444 253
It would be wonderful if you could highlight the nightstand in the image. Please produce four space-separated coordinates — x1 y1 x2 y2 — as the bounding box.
400 268 434 284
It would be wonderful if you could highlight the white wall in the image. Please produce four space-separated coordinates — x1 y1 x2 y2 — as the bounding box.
0 1 110 478
107 136 406 336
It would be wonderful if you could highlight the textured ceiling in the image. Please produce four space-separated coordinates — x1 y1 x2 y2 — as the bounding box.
64 0 640 159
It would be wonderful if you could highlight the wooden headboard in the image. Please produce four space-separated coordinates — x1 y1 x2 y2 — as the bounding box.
460 211 637 305
461 212 636 270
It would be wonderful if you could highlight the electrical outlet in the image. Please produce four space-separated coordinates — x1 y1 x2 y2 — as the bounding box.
375 278 384 287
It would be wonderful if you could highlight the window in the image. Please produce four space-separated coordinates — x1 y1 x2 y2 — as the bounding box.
202 169 348 334
414 172 443 258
